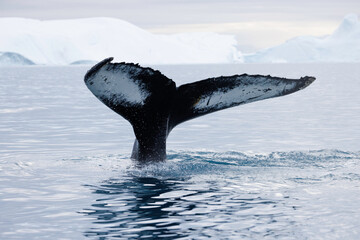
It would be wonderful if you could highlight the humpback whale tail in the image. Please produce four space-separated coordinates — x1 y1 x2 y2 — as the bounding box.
84 57 315 162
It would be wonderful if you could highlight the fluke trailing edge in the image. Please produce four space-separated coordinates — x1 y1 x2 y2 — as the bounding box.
84 57 315 162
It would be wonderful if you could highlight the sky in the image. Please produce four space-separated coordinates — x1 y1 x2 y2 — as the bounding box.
0 0 359 52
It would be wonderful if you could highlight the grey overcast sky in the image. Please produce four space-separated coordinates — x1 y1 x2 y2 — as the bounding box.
0 0 359 51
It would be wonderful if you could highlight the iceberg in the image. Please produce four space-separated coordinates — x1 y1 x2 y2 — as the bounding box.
245 14 360 63
1 14 359 65
0 18 241 65
0 52 35 66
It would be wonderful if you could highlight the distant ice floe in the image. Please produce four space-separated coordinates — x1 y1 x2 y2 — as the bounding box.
244 14 360 63
0 14 359 66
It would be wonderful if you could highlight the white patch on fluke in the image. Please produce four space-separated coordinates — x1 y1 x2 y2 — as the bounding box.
86 65 149 106
194 76 297 112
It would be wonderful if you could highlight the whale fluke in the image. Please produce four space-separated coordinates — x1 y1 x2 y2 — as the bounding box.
170 74 315 128
84 58 315 162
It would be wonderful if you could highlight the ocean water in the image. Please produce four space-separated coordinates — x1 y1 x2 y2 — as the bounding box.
0 63 360 239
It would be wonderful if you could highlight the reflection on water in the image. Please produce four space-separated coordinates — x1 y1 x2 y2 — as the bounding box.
82 171 293 238
79 150 360 239
81 180 298 239
83 177 187 239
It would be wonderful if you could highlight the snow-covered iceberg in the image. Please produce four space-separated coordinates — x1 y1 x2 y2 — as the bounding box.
1 14 359 65
245 14 360 63
0 18 241 65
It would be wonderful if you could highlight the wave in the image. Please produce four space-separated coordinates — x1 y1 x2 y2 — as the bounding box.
90 149 360 180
